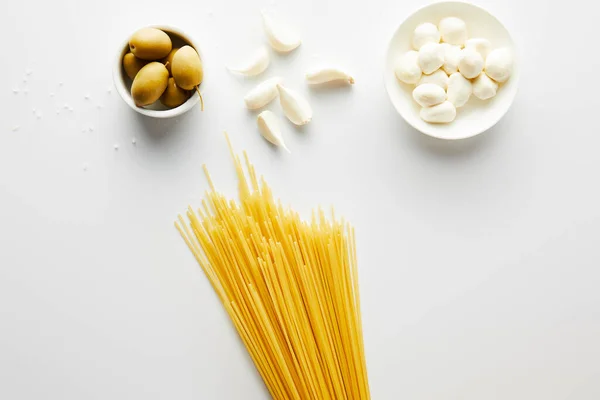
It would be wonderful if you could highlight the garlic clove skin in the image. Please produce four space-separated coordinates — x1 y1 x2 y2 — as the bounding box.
420 101 456 123
244 77 283 110
228 46 270 76
257 110 290 152
395 51 422 84
412 83 446 107
472 73 498 100
447 72 472 107
306 68 355 85
417 69 449 90
262 11 301 53
412 22 440 50
277 84 312 125
418 43 445 75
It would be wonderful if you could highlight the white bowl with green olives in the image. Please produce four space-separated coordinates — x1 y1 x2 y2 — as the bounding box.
113 26 204 118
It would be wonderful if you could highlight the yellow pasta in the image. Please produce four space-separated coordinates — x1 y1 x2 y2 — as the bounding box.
175 135 370 399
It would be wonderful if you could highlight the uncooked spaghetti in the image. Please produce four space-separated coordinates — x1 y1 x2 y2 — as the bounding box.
175 136 370 399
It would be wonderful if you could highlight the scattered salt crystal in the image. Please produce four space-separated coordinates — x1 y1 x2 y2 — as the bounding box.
83 163 88 171
36 113 42 119
97 104 103 109
26 69 33 75
64 104 69 109
59 82 64 86
12 125 20 132
13 88 19 94
82 128 87 133
132 138 137 145
23 78 27 83
107 87 112 93
23 89 29 95
32 108 36 113
89 126 94 131
56 109 60 115
50 92 55 97
84 94 90 99
114 144 119 150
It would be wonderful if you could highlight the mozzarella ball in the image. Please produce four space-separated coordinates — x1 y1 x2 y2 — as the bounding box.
485 48 513 83
395 51 422 84
418 43 445 75
472 73 498 100
417 69 449 89
465 38 492 60
438 17 467 46
420 101 456 123
447 72 472 107
458 47 484 79
412 83 447 107
440 43 461 75
412 23 441 50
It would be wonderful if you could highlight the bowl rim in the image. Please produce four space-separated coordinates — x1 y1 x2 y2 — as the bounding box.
384 1 520 140
112 25 202 119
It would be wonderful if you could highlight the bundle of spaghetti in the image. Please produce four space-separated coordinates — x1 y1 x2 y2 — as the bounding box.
175 136 370 400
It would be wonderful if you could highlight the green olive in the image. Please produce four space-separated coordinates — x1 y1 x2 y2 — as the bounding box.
122 53 148 80
131 62 169 107
161 48 179 75
129 28 172 60
171 45 203 90
160 77 191 108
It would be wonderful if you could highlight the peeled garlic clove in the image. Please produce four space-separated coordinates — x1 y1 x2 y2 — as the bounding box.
412 83 446 107
412 22 440 50
420 101 456 123
417 69 448 89
262 11 301 53
244 77 283 110
257 110 290 152
395 51 422 85
485 48 513 83
447 72 472 107
439 17 467 46
418 43 445 75
465 38 492 60
472 73 498 100
306 68 354 85
277 84 312 125
458 47 484 79
440 43 461 75
228 46 270 76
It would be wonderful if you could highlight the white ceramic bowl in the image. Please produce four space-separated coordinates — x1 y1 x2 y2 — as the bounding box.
384 1 519 140
113 25 202 118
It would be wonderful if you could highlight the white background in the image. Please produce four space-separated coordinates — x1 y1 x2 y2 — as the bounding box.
1 0 599 399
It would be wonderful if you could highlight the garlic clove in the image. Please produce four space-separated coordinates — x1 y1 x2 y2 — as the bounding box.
306 68 355 85
228 46 270 76
262 11 301 53
244 77 283 110
277 84 312 125
257 110 290 152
